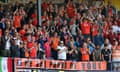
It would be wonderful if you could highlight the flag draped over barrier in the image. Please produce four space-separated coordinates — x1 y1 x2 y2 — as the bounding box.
0 57 12 72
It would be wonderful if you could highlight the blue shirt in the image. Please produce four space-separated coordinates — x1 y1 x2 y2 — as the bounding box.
87 44 95 54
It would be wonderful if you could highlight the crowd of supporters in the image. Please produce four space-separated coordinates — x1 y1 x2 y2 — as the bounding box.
0 0 120 63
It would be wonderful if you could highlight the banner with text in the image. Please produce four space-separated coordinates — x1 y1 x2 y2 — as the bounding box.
14 58 107 71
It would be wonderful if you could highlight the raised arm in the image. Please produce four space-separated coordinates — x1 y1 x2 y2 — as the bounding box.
13 8 18 15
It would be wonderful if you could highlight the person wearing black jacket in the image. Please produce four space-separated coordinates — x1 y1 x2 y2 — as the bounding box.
37 43 45 59
10 38 20 57
19 42 25 58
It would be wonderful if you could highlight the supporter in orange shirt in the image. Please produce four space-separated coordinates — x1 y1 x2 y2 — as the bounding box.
81 18 91 40
27 41 33 56
92 20 99 37
23 41 29 58
13 8 22 29
26 34 32 57
91 19 99 44
66 0 75 18
19 25 27 41
80 42 90 61
50 32 59 60
51 32 59 50
27 36 37 58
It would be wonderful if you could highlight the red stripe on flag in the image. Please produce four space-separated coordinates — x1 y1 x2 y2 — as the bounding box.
7 58 12 72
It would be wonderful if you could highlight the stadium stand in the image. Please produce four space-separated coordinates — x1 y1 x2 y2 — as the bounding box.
0 0 120 71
